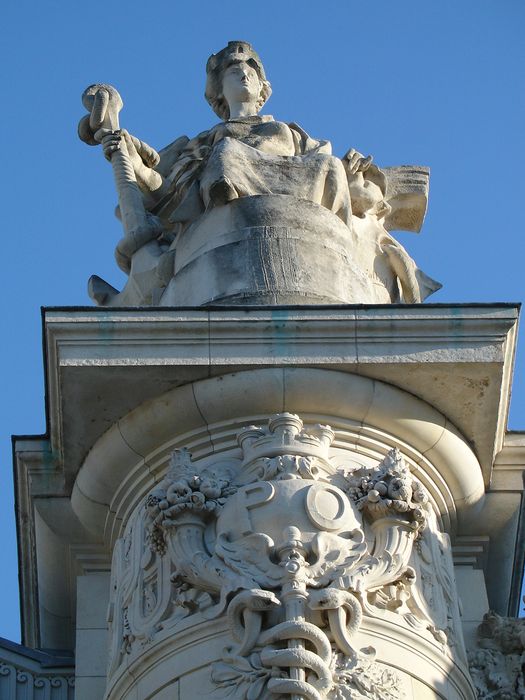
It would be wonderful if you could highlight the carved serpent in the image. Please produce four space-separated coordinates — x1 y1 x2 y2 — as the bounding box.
227 589 281 655
226 588 366 698
258 619 332 664
308 587 363 660
228 591 334 698
261 646 331 698
252 612 333 697
267 676 324 700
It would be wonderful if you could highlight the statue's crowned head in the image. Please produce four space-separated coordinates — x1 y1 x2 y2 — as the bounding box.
205 41 272 120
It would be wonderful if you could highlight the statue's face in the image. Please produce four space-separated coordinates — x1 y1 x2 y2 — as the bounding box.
221 60 261 109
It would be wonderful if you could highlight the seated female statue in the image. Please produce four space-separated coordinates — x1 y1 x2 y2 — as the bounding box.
102 41 374 234
82 41 439 306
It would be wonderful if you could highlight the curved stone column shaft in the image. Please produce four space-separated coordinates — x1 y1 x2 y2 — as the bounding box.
70 369 481 699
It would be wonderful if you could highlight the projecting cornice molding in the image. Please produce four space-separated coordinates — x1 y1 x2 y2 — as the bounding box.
40 303 518 488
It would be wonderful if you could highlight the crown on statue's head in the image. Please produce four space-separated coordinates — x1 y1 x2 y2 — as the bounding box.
206 41 266 79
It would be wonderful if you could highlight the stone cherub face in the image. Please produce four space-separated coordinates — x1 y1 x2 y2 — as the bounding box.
205 41 272 120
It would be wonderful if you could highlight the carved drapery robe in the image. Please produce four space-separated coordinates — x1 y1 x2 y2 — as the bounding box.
151 115 353 228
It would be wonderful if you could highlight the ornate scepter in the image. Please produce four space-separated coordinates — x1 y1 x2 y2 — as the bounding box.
78 84 164 304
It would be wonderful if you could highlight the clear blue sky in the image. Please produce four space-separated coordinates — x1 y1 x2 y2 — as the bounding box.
0 0 524 643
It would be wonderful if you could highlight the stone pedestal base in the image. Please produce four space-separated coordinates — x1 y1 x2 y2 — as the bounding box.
82 370 478 699
13 306 522 700
162 196 388 305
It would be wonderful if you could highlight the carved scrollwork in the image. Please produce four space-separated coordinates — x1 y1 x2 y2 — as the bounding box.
0 662 74 700
254 454 322 482
211 645 406 700
211 651 286 700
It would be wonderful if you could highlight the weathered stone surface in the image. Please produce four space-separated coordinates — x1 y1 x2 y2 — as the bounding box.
468 611 525 698
37 304 518 488
12 303 524 699
79 41 439 307
105 416 473 699
8 37 521 700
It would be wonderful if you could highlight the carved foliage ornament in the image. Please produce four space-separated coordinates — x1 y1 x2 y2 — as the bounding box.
108 414 457 698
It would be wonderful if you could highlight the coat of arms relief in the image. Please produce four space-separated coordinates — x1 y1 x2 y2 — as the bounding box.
107 413 463 699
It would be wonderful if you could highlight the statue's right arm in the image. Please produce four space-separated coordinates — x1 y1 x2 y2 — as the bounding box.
101 130 165 198
79 84 191 214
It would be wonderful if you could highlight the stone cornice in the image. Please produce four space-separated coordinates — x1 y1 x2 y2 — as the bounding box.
38 303 519 488
493 432 525 490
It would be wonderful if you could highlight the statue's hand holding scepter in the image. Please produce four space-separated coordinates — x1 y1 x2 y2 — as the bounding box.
78 84 163 262
78 84 167 304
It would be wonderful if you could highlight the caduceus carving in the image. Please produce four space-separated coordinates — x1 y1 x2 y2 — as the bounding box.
107 418 439 700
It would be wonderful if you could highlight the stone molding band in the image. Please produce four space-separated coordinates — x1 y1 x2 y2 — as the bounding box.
71 368 484 545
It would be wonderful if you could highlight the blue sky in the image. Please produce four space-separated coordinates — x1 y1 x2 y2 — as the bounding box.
0 0 524 643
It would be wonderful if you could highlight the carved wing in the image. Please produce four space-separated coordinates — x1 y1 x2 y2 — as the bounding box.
307 531 367 587
215 532 284 590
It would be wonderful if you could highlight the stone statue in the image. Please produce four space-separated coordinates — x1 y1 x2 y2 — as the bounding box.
79 41 441 307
